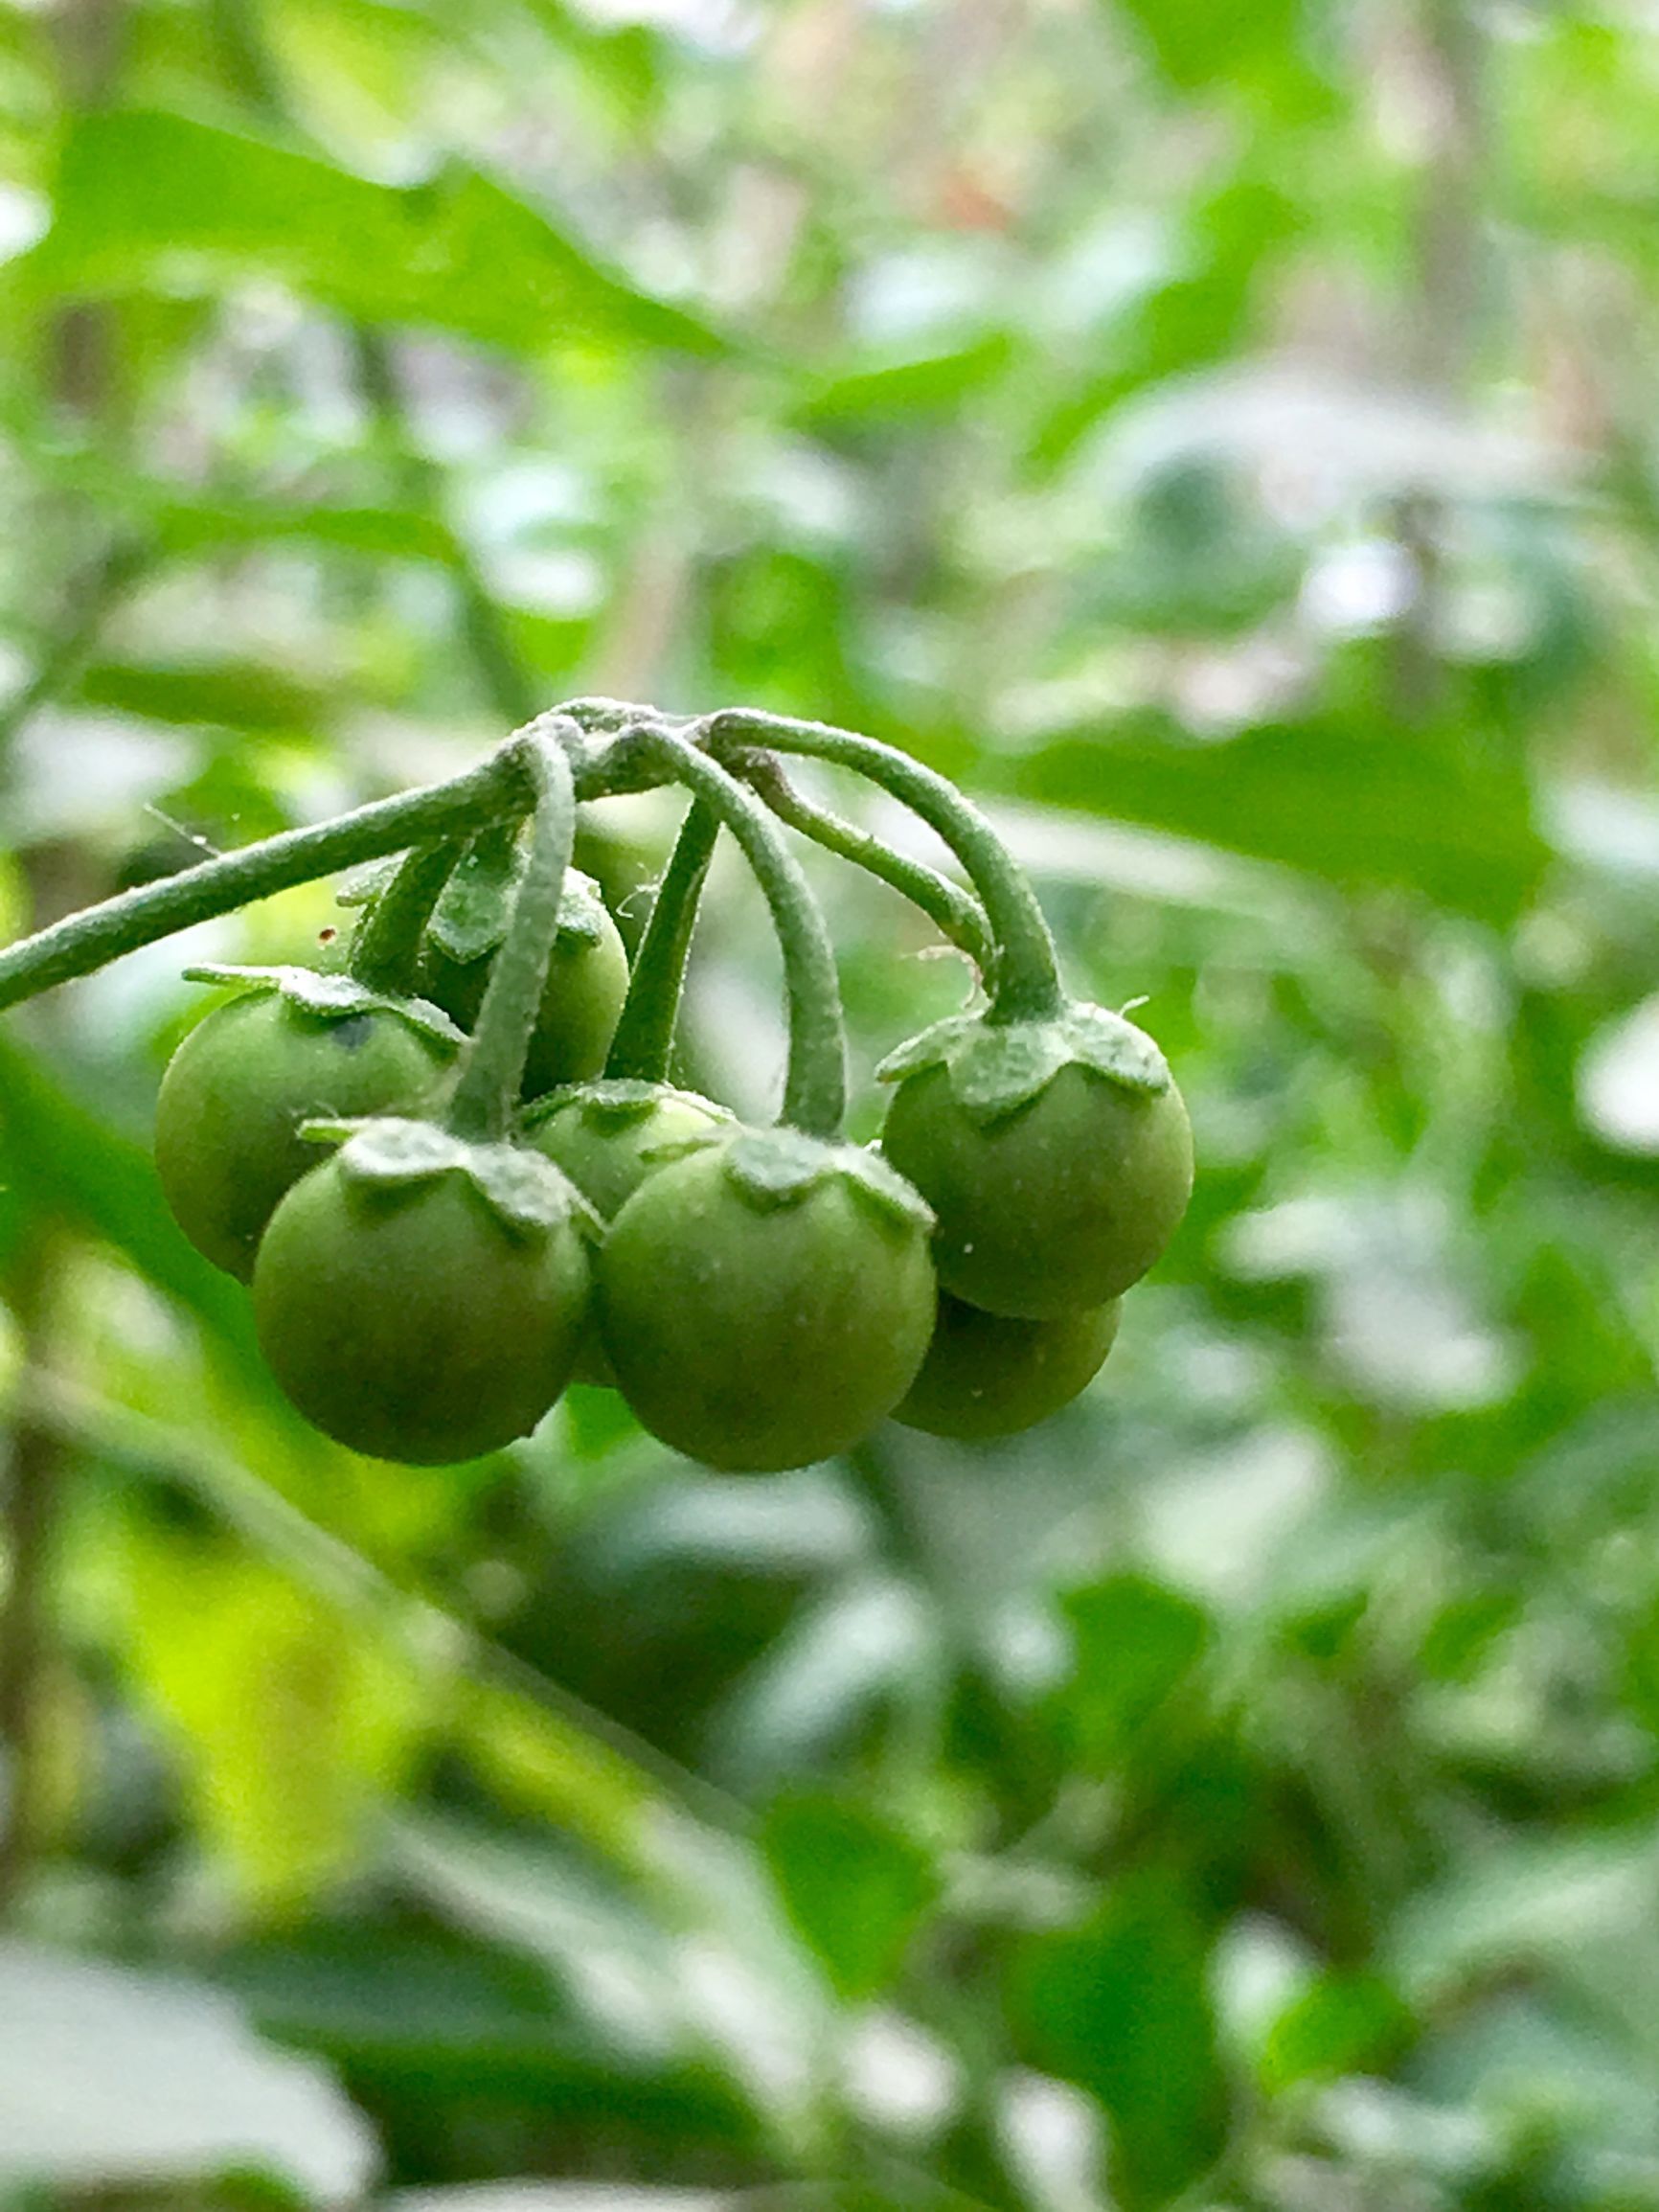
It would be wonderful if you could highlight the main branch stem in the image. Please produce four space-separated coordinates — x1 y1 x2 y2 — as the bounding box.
0 747 534 1014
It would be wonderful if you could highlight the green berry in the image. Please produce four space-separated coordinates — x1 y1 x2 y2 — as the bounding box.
894 1292 1121 1440
420 897 629 1099
597 1135 936 1472
881 1060 1192 1318
522 1080 733 1220
253 1158 590 1463
154 991 453 1280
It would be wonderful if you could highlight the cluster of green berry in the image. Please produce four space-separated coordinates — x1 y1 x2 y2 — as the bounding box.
145 709 1191 1472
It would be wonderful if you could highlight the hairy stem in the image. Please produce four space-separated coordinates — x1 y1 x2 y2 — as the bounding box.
704 709 1062 1023
348 840 466 995
445 733 577 1142
604 799 719 1084
632 729 847 1138
0 746 534 1015
739 752 992 973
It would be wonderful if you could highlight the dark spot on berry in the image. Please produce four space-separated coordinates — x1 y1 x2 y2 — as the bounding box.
332 1015 374 1051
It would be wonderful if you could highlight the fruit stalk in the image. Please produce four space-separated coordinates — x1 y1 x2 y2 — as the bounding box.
737 751 993 973
629 726 847 1139
347 840 466 994
603 797 719 1085
445 731 579 1142
704 707 1063 1023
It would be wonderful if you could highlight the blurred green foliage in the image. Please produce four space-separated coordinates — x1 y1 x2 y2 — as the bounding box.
4 0 1659 2208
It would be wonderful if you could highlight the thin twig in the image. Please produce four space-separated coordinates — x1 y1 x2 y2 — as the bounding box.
740 751 991 972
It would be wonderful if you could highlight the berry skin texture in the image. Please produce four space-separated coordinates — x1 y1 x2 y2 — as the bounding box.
421 904 630 1099
881 1060 1193 1318
524 1085 732 1220
253 1163 590 1464
597 1146 937 1473
894 1292 1121 1441
154 993 452 1281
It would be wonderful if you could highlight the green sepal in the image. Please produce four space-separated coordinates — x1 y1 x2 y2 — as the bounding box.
716 1128 935 1232
182 964 466 1049
875 1000 1170 1124
519 1078 735 1137
297 1115 602 1241
426 840 610 966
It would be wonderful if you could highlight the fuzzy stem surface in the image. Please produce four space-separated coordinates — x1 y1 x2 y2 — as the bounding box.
604 798 719 1085
634 729 847 1139
0 748 534 1014
348 840 466 995
705 708 1062 1023
739 752 992 973
445 734 578 1142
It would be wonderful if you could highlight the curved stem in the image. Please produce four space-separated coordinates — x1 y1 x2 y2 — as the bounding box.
348 840 465 995
445 734 577 1143
634 729 847 1139
739 752 992 974
705 709 1063 1024
0 747 533 1015
604 798 718 1085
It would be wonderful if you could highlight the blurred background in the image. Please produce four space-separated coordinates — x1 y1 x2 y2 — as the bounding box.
5 0 1659 2206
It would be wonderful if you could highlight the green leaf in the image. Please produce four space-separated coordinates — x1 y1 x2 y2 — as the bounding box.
719 1131 934 1229
1259 1971 1414 2094
426 850 608 967
1011 1875 1228 2210
1031 177 1299 469
116 1531 425 1911
1113 0 1301 91
319 1119 595 1236
182 966 465 1047
1003 709 1547 922
1058 1574 1211 1767
75 657 333 731
795 331 1016 427
33 110 735 359
153 496 460 565
761 1793 938 2002
875 1006 1170 1121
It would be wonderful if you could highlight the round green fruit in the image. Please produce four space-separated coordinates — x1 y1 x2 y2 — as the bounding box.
522 1081 734 1220
881 1060 1193 1318
597 1138 937 1472
253 1159 590 1463
421 900 629 1100
154 992 453 1280
894 1292 1121 1440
